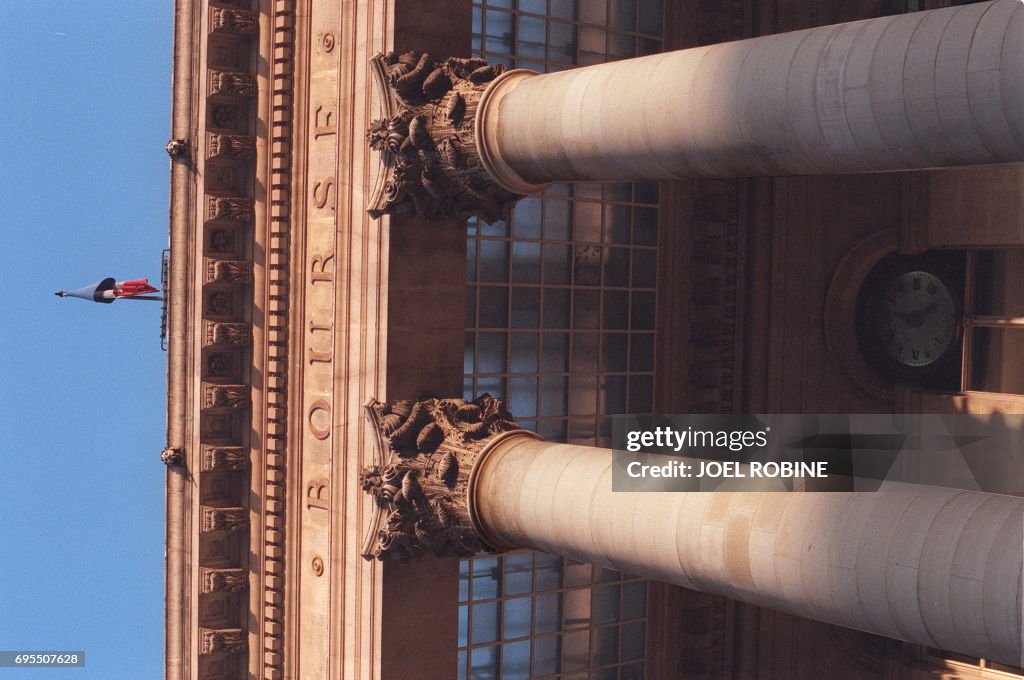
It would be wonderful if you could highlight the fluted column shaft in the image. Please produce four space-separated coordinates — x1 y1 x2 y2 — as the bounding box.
471 434 1023 667
477 0 1024 191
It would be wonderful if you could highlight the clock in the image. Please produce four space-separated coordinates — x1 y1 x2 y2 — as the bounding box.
856 252 964 387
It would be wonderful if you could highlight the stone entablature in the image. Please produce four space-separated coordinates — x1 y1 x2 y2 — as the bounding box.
166 1 286 679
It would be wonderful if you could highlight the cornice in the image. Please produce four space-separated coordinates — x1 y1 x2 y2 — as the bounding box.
258 1 296 679
166 0 263 679
166 0 199 677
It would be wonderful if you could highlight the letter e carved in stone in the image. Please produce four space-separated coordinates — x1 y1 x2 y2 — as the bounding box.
314 104 337 138
306 478 330 511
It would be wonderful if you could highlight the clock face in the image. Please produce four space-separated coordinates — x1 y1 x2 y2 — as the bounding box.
877 271 958 367
856 252 965 388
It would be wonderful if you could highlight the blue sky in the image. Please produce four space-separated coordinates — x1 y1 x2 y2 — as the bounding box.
0 2 170 677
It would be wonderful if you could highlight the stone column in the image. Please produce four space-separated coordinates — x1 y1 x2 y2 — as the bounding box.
367 0 1024 221
359 398 1023 668
473 435 1023 668
478 0 1024 191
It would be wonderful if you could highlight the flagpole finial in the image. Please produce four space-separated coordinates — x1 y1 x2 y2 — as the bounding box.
55 291 68 297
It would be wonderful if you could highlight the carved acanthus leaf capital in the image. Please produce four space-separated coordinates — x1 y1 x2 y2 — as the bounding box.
360 395 529 562
366 52 523 223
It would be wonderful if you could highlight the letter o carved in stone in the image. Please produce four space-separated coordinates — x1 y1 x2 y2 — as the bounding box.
308 399 332 440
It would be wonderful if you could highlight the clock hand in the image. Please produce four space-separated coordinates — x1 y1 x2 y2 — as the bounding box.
893 307 928 328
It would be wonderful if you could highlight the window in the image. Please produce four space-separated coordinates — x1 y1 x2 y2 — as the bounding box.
463 1 663 678
458 554 647 680
963 250 1024 395
465 186 660 443
922 647 1024 678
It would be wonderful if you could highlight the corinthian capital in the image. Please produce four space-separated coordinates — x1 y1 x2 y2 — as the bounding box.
366 52 526 224
359 395 534 562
